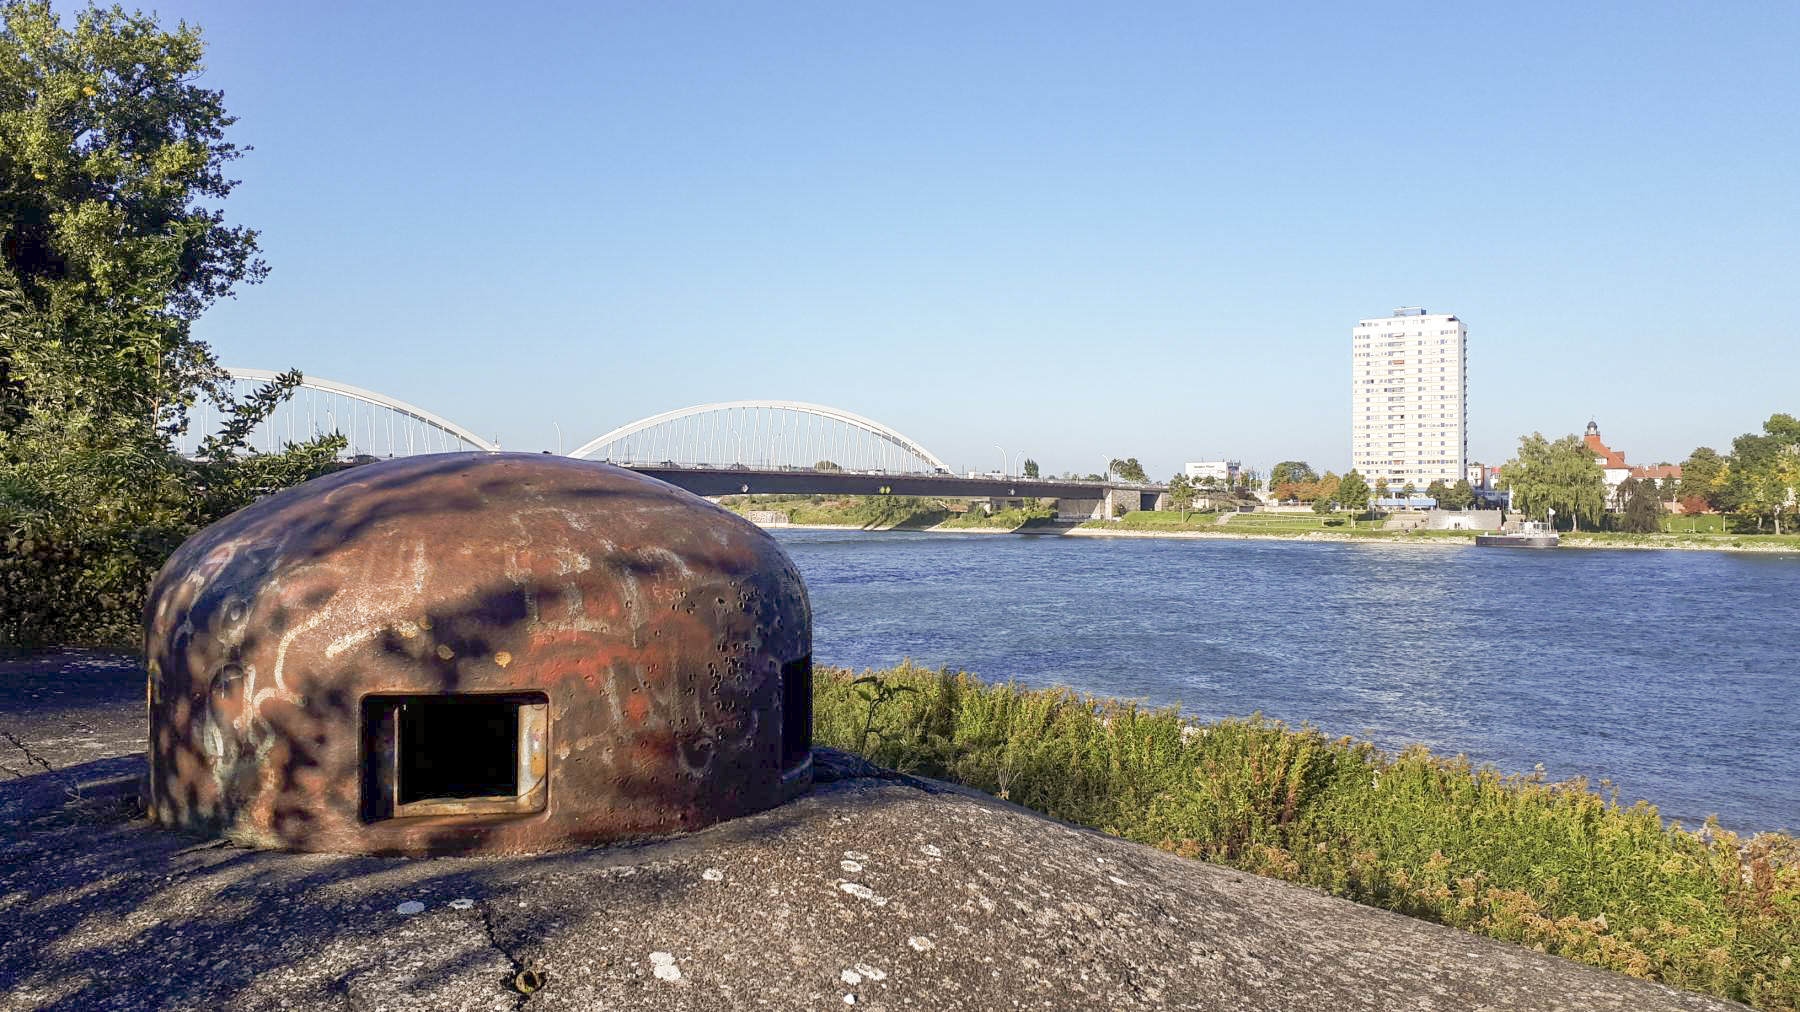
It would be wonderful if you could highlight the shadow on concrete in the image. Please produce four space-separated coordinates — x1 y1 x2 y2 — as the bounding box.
0 743 909 1011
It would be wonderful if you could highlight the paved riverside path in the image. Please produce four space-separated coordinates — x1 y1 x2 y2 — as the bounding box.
0 652 1751 1011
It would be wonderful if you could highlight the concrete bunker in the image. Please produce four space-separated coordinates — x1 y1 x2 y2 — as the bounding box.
144 452 812 856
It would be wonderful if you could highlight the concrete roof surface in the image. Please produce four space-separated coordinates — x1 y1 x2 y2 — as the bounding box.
0 651 1750 1011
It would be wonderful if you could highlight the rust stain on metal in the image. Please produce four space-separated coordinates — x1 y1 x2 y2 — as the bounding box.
143 452 813 856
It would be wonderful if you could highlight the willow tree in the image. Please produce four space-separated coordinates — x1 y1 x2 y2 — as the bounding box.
1498 433 1605 531
1 2 338 645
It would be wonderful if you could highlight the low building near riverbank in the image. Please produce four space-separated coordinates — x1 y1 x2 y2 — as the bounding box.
1424 509 1504 531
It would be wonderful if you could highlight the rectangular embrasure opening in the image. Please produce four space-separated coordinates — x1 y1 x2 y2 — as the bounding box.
361 694 547 821
781 654 812 769
400 697 518 802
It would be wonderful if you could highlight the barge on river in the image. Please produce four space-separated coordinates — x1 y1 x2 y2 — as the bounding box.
1475 520 1559 549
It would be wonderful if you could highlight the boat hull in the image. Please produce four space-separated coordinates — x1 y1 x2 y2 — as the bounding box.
1474 534 1559 548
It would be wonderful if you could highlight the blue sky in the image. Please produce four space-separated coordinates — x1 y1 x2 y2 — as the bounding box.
153 0 1799 479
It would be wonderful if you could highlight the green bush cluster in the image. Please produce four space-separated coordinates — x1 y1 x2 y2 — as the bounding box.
935 502 1055 529
814 663 1800 1011
0 434 348 647
0 512 187 646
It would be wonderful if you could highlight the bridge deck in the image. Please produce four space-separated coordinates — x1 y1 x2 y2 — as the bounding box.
621 465 1159 500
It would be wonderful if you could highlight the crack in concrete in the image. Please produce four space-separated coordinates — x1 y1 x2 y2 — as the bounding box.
2 730 59 777
478 898 534 1009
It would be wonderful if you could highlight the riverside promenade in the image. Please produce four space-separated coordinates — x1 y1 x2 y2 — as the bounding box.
0 650 1751 1011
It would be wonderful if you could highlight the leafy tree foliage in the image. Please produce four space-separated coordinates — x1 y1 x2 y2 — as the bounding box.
1337 470 1371 513
1499 433 1606 531
1021 457 1038 479
0 3 341 646
1443 478 1477 510
1108 457 1147 482
1165 472 1196 519
1269 460 1317 487
813 460 842 471
1677 447 1724 509
1715 414 1800 533
1613 477 1664 534
1425 479 1449 505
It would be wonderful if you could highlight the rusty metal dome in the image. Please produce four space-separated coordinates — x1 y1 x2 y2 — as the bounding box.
144 453 812 856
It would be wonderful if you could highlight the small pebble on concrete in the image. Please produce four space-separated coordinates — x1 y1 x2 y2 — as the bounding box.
395 901 425 915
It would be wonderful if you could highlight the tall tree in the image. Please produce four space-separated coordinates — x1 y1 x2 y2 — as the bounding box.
1021 457 1039 479
1269 460 1317 487
1498 433 1606 531
1615 477 1664 533
1338 470 1371 513
1729 414 1800 533
1 1 267 433
1373 476 1389 504
1166 472 1196 520
1443 478 1477 510
0 2 339 646
1677 447 1725 510
1108 457 1148 482
1425 479 1449 506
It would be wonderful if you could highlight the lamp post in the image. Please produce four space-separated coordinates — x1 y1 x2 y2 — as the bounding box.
994 444 1007 477
552 420 562 456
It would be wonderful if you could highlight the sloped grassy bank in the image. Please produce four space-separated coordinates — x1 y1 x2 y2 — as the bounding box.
813 663 1799 1011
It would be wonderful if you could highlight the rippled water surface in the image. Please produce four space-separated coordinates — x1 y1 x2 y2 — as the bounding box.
773 529 1800 834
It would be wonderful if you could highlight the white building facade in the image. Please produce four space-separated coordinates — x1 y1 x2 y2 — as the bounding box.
1183 460 1240 483
1351 307 1467 491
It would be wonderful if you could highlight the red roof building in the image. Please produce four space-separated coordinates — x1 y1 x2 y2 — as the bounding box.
1583 421 1682 502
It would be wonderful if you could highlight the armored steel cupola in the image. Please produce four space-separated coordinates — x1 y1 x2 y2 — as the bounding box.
144 453 812 856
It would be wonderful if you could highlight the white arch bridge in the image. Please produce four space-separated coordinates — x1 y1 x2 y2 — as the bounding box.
568 400 950 473
193 370 1159 513
197 372 950 473
180 368 499 458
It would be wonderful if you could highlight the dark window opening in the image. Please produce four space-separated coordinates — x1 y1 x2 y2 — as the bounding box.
361 693 547 821
400 698 518 803
781 654 812 769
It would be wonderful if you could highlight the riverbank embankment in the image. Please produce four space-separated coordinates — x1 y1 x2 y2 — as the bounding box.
751 519 1800 553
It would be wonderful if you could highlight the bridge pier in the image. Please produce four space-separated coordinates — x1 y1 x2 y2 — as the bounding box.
1103 486 1156 519
1056 498 1105 521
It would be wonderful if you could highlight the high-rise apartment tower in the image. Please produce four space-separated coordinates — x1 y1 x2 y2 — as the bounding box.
1351 308 1467 493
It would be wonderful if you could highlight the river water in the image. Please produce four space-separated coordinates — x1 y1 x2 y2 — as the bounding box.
772 528 1800 835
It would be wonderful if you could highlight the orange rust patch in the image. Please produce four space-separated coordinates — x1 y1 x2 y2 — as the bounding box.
625 692 651 723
